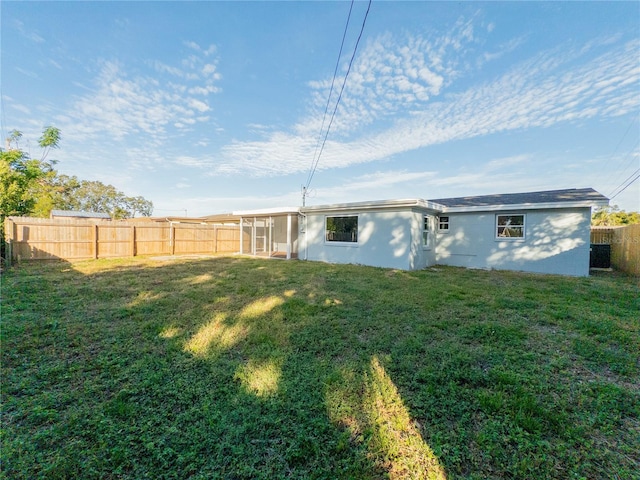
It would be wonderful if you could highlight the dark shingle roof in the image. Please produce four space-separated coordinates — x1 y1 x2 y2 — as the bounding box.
429 188 608 208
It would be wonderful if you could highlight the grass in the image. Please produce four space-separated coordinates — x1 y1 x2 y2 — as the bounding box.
1 256 639 479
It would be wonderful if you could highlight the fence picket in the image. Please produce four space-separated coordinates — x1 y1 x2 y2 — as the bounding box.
4 217 240 262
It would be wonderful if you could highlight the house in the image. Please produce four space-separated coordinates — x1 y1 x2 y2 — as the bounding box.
234 188 609 277
429 188 609 276
50 210 111 220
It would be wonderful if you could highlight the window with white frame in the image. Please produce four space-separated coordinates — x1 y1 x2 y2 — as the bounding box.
422 215 432 248
496 214 525 239
438 216 449 232
325 216 358 243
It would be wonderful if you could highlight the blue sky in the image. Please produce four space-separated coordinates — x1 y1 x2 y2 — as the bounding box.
2 1 639 216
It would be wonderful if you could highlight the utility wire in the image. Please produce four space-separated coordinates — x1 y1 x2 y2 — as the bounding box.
304 0 372 197
599 113 639 188
605 137 639 196
305 0 355 190
609 172 640 201
607 139 639 198
606 115 637 169
609 167 640 201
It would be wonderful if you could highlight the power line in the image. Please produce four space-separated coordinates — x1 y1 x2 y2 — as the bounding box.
606 114 638 169
609 172 640 201
600 115 640 199
305 0 355 190
609 167 640 201
605 137 639 196
607 140 639 198
307 0 371 188
303 0 372 205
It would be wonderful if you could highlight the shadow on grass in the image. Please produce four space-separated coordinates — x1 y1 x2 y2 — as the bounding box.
2 257 448 479
2 256 639 479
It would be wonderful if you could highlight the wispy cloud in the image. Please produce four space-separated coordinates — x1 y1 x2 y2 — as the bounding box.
308 170 438 203
302 20 476 138
2 96 32 115
13 19 45 43
184 41 217 57
485 154 530 170
47 59 63 70
15 67 38 79
481 35 526 63
154 190 302 215
175 155 214 168
214 33 639 179
62 42 222 144
305 158 555 207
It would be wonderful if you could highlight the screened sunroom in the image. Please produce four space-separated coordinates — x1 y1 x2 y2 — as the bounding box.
238 209 299 259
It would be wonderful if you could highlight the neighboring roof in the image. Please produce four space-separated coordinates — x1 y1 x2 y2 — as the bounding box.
233 206 301 217
430 188 609 212
139 214 240 224
50 210 111 219
200 213 241 223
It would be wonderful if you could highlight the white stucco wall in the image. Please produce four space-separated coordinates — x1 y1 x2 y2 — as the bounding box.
435 207 592 276
301 208 437 270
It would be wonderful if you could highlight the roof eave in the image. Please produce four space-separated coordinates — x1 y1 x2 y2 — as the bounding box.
441 199 609 213
301 198 442 213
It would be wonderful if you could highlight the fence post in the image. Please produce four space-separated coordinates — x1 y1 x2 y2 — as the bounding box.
93 224 99 259
170 224 176 255
131 225 136 257
4 218 13 268
213 226 217 253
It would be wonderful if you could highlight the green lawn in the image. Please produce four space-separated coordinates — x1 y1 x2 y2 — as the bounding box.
1 256 639 479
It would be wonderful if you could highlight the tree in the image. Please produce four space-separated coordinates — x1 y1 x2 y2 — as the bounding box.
1 127 59 219
38 126 62 163
591 206 640 226
44 175 153 219
2 124 153 229
1 127 61 260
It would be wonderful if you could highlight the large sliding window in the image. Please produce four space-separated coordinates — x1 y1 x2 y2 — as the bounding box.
325 216 358 243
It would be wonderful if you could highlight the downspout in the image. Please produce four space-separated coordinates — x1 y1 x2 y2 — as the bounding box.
286 214 292 259
252 217 256 256
299 213 308 261
268 216 272 258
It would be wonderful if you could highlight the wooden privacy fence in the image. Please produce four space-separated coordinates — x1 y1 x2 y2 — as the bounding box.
4 217 241 265
590 225 640 276
610 224 640 276
590 227 616 245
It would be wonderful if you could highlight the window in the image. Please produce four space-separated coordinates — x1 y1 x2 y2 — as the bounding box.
326 216 358 243
438 216 449 232
496 214 525 239
422 215 432 248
